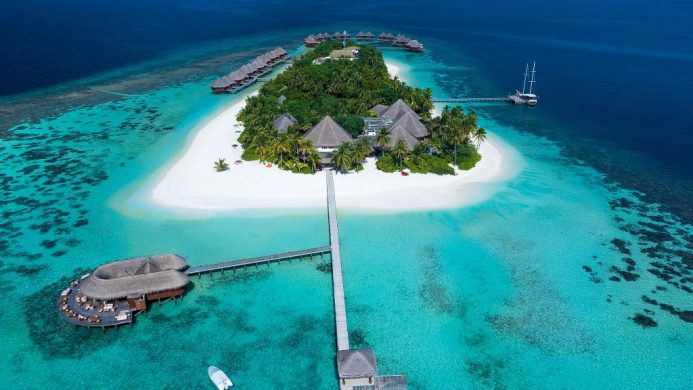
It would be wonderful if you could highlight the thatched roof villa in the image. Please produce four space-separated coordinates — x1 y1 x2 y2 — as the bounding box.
305 35 319 47
333 31 344 40
393 34 411 46
272 113 298 133
386 124 420 151
210 47 288 93
303 116 353 150
406 40 424 52
379 99 422 122
379 32 395 41
338 349 407 390
80 254 189 301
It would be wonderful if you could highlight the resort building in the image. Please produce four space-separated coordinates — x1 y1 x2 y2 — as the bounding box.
210 47 288 93
406 40 424 53
333 31 344 40
272 113 298 133
305 35 318 47
303 116 353 164
337 349 407 390
366 99 429 145
393 35 411 47
379 32 395 41
59 254 190 327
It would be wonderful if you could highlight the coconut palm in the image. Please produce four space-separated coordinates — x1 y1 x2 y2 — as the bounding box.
390 140 409 168
272 136 291 168
305 148 321 173
374 128 390 157
353 138 372 164
213 159 230 172
332 143 354 173
449 126 467 166
473 127 487 149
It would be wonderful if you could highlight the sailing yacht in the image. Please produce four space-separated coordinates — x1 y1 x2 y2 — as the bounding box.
515 62 538 106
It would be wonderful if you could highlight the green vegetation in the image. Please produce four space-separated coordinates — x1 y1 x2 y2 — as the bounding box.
236 41 487 176
213 158 229 172
237 40 433 172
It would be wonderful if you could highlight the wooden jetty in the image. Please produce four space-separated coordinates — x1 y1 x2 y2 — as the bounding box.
326 171 350 351
184 246 331 276
433 97 510 103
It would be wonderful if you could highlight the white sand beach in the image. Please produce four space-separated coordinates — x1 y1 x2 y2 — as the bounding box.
148 63 523 213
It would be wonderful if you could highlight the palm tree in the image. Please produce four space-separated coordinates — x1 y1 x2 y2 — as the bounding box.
213 159 230 172
473 127 487 149
374 128 390 157
390 140 409 168
449 126 467 166
332 143 353 173
353 138 372 164
273 137 291 168
305 149 321 173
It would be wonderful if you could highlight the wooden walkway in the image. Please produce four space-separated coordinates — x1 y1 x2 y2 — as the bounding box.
327 171 350 351
184 246 331 276
433 97 510 103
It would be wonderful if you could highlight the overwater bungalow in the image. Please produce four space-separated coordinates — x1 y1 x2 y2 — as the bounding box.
333 31 344 40
305 35 318 47
272 113 298 133
337 349 407 390
379 32 392 41
364 31 375 40
342 30 351 39
211 77 233 93
357 31 367 40
58 254 190 327
393 34 411 47
406 40 424 52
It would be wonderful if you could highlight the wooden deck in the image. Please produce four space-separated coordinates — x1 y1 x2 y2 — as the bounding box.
327 171 350 351
184 246 331 276
433 97 510 103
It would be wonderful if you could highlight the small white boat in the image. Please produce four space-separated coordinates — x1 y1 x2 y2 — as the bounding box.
208 366 233 389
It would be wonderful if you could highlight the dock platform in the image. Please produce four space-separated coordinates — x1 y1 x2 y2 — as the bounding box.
327 171 350 351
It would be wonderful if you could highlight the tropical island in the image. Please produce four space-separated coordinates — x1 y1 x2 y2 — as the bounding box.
235 41 486 175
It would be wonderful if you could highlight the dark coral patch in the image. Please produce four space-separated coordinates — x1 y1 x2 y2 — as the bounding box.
610 238 632 255
632 314 657 328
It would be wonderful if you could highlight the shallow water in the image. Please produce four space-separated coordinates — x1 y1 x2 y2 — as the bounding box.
1 18 691 390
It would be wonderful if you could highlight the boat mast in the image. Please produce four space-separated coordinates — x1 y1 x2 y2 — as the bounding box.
528 61 536 95
522 63 529 94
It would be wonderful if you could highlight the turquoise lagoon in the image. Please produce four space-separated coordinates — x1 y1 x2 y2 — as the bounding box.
1 31 691 389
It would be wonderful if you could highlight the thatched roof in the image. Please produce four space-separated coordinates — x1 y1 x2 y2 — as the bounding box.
303 116 353 148
365 31 374 37
371 104 389 116
390 111 429 138
240 64 255 74
272 113 297 133
387 125 420 151
337 349 377 379
81 254 189 300
379 99 421 121
333 31 343 39
407 40 423 48
385 33 395 39
305 35 318 44
357 31 366 37
230 70 247 82
212 77 231 89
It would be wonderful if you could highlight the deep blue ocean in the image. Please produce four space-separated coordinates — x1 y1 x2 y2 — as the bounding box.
1 1 691 388
2 0 692 220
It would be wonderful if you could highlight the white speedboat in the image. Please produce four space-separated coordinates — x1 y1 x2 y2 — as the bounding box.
208 366 233 389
